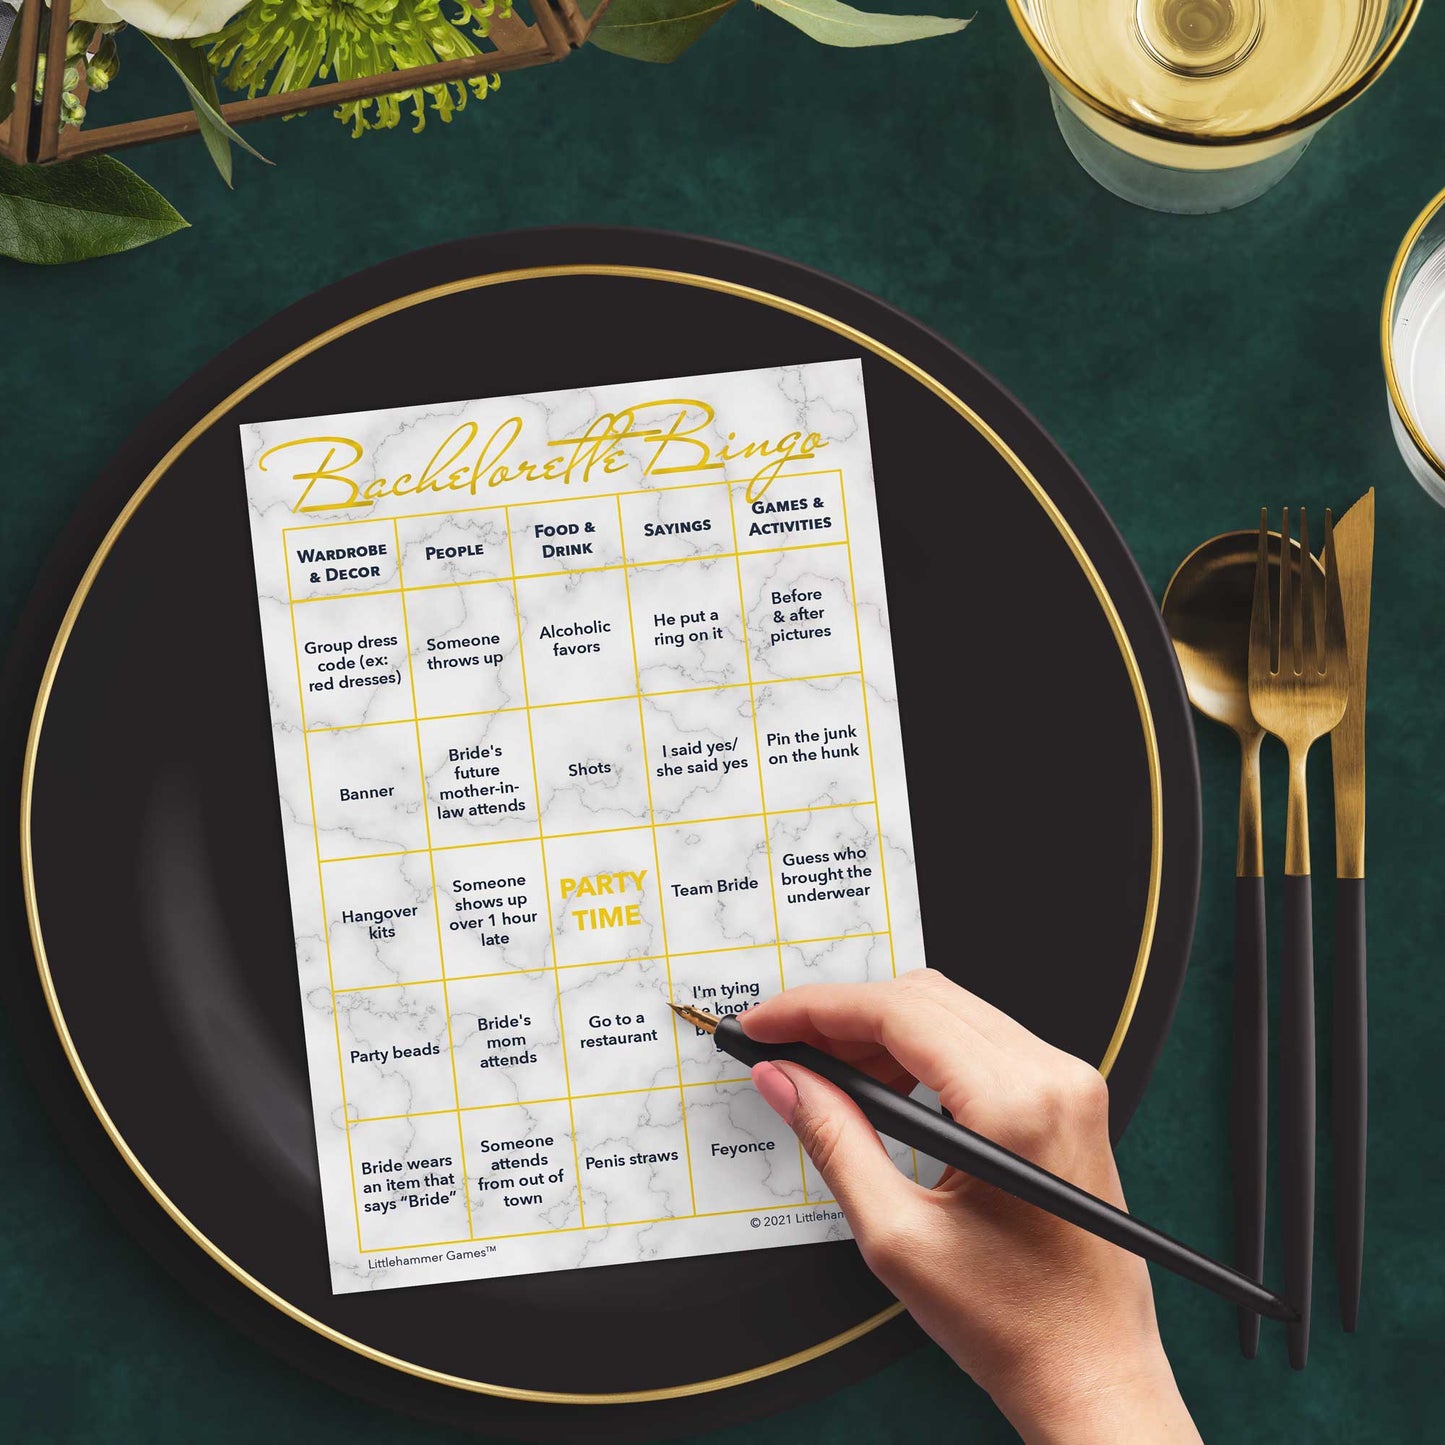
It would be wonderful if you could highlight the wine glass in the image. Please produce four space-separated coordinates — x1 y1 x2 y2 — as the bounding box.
1005 1 1422 215
1384 184 1445 506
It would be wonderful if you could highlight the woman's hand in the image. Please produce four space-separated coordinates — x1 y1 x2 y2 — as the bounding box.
741 970 1201 1444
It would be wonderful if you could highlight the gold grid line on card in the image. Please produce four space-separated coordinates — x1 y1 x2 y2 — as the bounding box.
293 586 405 605
351 1077 760 1126
316 795 875 864
833 484 916 1183
502 502 588 1229
352 1106 463 1125
309 474 889 1236
299 671 863 733
287 538 852 606
835 482 898 983
724 483 811 1205
285 575 367 1257
328 930 891 994
615 489 700 1217
392 517 477 1240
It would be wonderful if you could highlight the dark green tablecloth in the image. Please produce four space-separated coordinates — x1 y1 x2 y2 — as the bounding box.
3 7 1442 1440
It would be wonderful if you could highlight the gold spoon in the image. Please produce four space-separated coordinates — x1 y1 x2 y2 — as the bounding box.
1163 530 1321 1360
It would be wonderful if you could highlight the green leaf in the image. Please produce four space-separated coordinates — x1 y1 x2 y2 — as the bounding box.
588 0 739 63
0 153 188 265
754 0 970 47
144 33 270 187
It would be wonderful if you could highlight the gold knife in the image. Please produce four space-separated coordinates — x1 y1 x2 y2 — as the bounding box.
1330 486 1373 1333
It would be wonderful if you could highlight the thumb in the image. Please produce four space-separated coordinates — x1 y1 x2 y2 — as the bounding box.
752 1060 918 1239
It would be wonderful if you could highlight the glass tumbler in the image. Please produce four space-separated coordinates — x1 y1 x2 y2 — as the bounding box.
1384 185 1445 506
1005 1 1421 215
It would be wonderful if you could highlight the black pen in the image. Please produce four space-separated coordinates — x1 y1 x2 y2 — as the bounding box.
670 1002 1296 1325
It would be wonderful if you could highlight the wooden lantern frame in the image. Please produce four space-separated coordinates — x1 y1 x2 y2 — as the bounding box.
0 0 611 165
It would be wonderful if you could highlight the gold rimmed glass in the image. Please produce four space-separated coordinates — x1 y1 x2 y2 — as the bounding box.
1005 1 1422 214
1384 185 1445 506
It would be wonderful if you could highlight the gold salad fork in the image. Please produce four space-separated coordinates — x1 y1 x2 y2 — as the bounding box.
1247 508 1349 1371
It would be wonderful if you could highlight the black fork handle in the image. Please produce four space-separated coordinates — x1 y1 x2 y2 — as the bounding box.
1232 875 1268 1359
1280 873 1315 1369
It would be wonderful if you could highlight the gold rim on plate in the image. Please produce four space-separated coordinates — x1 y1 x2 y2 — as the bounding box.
20 265 1163 1405
1004 0 1423 149
1382 181 1445 487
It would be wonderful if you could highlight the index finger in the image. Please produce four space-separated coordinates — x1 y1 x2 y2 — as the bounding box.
741 974 1005 1104
757 968 1056 1060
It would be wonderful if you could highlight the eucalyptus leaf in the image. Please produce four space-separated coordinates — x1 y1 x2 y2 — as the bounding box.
0 153 188 264
754 0 969 47
589 0 738 64
145 33 270 187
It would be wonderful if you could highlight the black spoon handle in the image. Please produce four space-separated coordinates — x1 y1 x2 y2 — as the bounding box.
1233 874 1268 1359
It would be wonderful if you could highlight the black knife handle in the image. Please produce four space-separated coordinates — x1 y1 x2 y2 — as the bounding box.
1232 875 1268 1359
1280 873 1316 1369
1334 877 1367 1333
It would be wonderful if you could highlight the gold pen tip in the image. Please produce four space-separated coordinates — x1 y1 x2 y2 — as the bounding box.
668 1001 719 1033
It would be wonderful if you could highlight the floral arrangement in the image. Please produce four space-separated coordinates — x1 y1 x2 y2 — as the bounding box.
0 0 969 264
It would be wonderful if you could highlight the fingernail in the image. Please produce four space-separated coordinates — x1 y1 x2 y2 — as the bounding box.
751 1061 798 1124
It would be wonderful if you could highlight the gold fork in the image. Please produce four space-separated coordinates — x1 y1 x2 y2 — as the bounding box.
1248 507 1349 1371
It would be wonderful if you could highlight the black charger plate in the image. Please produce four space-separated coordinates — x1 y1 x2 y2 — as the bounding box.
1 229 1200 1439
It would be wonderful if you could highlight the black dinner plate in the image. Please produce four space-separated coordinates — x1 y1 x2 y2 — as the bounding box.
1 228 1200 1439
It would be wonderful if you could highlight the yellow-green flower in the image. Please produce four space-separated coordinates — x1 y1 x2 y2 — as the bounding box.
209 0 507 137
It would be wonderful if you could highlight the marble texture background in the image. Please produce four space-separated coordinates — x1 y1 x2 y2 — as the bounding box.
240 361 925 1293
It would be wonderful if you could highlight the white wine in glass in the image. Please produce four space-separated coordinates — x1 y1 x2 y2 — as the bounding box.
1007 1 1420 213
